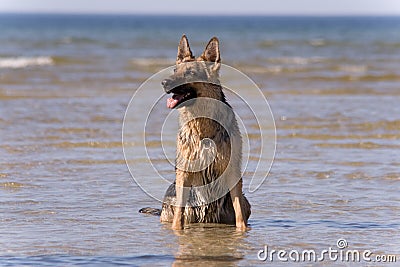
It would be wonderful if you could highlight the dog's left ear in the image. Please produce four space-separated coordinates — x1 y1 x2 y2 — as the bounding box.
177 35 194 64
199 37 221 70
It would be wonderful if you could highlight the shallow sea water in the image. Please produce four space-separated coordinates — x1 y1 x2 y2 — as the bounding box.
0 15 399 266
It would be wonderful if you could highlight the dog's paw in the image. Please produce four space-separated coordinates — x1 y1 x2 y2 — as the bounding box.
171 222 184 230
235 222 249 232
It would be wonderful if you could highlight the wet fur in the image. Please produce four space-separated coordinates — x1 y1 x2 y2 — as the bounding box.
159 36 251 229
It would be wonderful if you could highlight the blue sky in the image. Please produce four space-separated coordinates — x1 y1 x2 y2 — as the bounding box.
1 0 400 15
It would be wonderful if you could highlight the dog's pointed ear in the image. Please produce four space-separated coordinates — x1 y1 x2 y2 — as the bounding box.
200 37 220 64
177 35 194 64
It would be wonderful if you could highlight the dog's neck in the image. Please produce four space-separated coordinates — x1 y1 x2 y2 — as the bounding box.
178 86 234 141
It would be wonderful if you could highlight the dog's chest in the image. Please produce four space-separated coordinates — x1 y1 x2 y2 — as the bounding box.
176 122 231 183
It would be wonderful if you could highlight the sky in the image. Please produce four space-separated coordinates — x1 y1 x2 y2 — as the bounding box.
1 0 400 15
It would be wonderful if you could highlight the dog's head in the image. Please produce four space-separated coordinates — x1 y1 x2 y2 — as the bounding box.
162 35 221 109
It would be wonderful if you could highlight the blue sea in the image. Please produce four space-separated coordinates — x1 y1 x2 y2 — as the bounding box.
1 14 399 266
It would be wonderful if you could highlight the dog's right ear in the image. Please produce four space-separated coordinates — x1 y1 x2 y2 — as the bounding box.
200 37 220 64
177 35 194 64
199 37 221 72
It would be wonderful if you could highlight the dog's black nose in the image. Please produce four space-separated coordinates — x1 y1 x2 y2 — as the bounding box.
162 79 169 87
162 78 172 93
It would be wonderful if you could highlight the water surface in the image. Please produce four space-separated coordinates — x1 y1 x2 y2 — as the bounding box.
1 15 399 266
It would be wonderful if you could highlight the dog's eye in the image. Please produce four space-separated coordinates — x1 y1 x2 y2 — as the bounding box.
190 71 196 75
173 68 177 73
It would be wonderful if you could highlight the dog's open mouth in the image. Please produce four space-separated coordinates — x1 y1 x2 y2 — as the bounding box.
166 87 196 109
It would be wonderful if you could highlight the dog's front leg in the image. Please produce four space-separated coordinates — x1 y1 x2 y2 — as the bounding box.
230 178 248 231
172 171 190 230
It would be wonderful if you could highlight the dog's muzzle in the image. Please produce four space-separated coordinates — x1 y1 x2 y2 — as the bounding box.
162 78 174 94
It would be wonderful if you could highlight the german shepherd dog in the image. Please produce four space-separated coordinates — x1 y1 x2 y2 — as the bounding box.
142 35 250 230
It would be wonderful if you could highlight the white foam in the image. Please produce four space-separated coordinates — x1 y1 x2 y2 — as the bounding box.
245 66 283 74
267 57 324 65
309 39 326 47
0 57 54 69
130 58 173 67
338 64 368 73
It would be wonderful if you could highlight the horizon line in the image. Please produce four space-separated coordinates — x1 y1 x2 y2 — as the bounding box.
1 11 400 17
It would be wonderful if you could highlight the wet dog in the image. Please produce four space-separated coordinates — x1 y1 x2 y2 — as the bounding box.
158 35 251 230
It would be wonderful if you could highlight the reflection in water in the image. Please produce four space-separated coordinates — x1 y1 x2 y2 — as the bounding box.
170 224 248 266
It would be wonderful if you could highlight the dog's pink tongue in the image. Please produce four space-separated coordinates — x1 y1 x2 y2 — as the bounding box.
167 97 179 109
